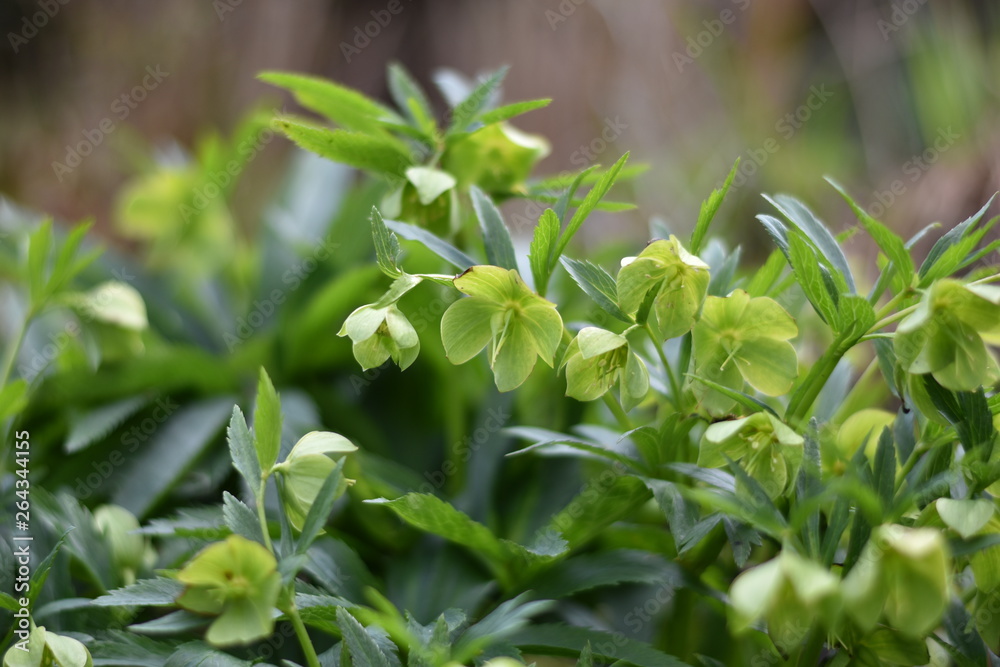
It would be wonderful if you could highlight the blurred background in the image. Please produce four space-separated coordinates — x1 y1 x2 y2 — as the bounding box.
2 0 999 260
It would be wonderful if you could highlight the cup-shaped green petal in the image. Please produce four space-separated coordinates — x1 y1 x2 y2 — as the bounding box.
729 552 840 651
441 266 563 391
896 279 1000 391
175 535 282 646
94 504 148 581
700 412 803 497
275 431 356 530
617 236 710 340
561 327 649 408
339 303 420 371
3 626 93 667
843 525 950 637
693 290 798 413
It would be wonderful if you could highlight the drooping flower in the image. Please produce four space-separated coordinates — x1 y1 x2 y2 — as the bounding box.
699 412 804 497
94 504 150 585
273 431 357 531
175 535 282 646
693 290 799 414
842 525 950 637
339 303 420 371
616 236 710 340
440 266 562 391
895 279 1000 391
561 327 649 410
729 551 841 652
2 625 92 667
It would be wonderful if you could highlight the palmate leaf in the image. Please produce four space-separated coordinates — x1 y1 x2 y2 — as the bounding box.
764 193 856 293
222 491 263 545
226 405 260 493
387 62 437 140
919 195 997 281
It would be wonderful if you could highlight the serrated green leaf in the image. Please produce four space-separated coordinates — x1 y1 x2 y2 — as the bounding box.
92 577 185 607
385 219 477 270
787 231 838 324
222 491 264 544
27 219 53 306
553 153 630 260
827 178 914 283
690 159 739 254
370 207 402 278
560 257 631 322
448 67 508 134
275 120 412 176
476 99 551 126
919 195 997 280
471 186 518 270
529 209 560 294
765 193 856 293
387 62 437 140
254 368 282 472
337 607 393 667
227 405 261 492
113 397 233 518
259 71 400 132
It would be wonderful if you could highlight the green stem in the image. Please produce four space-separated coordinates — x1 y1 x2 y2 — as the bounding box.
602 392 633 430
868 304 918 334
785 343 847 425
287 602 321 667
645 324 683 409
0 317 29 389
257 477 274 553
795 626 826 666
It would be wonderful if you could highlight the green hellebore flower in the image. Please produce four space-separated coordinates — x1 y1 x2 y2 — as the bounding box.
176 535 282 646
835 409 895 459
842 525 950 637
561 327 649 410
273 431 357 531
94 504 149 584
729 551 841 652
895 279 1000 391
3 625 93 667
693 289 799 414
339 302 420 371
616 236 710 340
443 123 550 192
699 412 804 497
440 266 562 392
